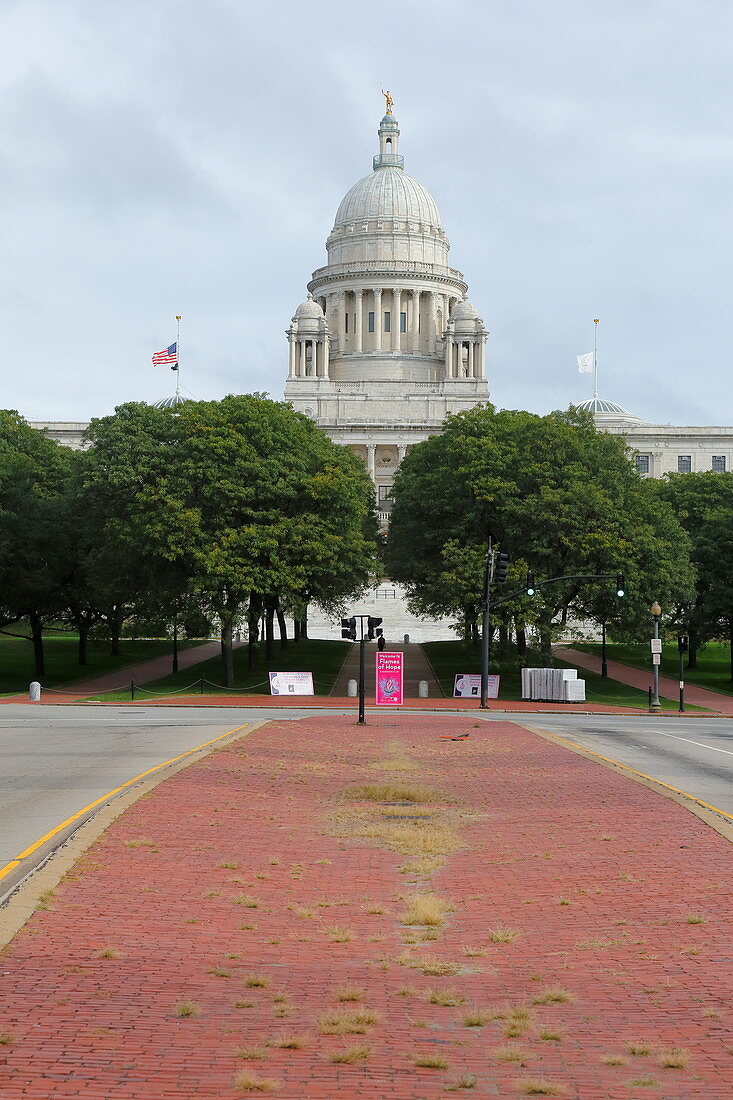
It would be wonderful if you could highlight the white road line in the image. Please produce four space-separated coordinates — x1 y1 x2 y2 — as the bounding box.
648 730 733 757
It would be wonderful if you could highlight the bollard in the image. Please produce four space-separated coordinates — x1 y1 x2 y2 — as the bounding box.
347 678 358 697
418 680 429 699
200 674 205 694
29 681 41 702
404 633 410 644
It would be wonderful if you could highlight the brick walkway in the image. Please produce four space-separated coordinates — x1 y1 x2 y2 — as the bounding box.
0 715 730 1098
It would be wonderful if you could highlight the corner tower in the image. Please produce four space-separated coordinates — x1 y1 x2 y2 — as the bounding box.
284 101 490 521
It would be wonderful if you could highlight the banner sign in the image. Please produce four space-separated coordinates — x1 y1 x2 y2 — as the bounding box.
376 652 403 706
453 673 500 699
268 671 314 696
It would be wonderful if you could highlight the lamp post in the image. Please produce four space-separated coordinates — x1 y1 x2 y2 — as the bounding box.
649 601 662 713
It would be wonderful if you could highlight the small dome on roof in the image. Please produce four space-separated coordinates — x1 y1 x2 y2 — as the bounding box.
153 393 189 410
293 293 325 333
450 297 483 333
575 397 644 422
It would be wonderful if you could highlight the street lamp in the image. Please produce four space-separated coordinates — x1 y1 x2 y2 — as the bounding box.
649 601 662 713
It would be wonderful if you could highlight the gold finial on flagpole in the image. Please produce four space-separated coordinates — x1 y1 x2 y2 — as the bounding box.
381 88 394 114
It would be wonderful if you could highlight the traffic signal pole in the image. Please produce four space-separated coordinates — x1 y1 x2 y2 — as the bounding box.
358 617 366 724
480 551 492 709
341 614 382 725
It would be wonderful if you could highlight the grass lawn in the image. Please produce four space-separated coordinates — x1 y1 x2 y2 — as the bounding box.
572 640 733 697
88 639 351 701
0 632 200 694
422 640 695 710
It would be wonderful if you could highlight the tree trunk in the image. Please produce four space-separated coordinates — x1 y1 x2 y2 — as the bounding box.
29 613 45 678
110 605 123 657
220 614 234 687
247 594 261 672
293 619 301 642
515 620 527 657
276 603 288 650
538 612 553 664
300 606 309 640
497 622 509 660
78 623 89 666
688 631 698 670
265 600 275 662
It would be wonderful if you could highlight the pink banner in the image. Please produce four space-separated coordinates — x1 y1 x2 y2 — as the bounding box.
376 651 403 706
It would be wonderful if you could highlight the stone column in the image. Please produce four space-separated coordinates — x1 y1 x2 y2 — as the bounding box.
393 288 401 352
323 334 330 379
354 290 363 354
337 291 347 353
467 341 474 378
397 444 407 465
374 289 383 352
410 289 420 353
444 332 452 378
428 292 436 351
299 339 306 377
288 335 296 378
366 443 376 482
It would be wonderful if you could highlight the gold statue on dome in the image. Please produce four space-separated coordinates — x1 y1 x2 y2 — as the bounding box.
381 89 394 114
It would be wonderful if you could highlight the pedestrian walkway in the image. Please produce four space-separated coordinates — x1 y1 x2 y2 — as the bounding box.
556 645 733 715
0 714 730 1098
330 641 444 698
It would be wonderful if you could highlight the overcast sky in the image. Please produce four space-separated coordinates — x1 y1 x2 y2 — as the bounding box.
2 0 731 426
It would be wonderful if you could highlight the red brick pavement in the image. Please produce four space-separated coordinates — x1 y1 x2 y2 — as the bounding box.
0 716 731 1099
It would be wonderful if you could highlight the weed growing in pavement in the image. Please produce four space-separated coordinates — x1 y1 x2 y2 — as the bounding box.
96 947 120 959
36 889 55 910
685 913 705 924
488 927 520 943
267 1034 308 1049
411 1052 449 1069
235 894 260 908
124 836 156 848
344 781 444 803
532 987 574 1005
601 1054 627 1065
398 953 462 976
626 1041 651 1056
325 926 353 943
514 1078 564 1095
502 1007 532 1039
445 1074 478 1090
329 1044 371 1064
219 861 239 869
0 1034 14 1045
365 902 386 914
233 1069 278 1092
174 1000 200 1018
625 1076 659 1089
236 1047 264 1059
210 967 233 978
657 1048 689 1068
318 1008 380 1035
462 946 486 957
493 1044 531 1064
273 1006 291 1018
461 1007 491 1027
538 1028 563 1042
235 1001 254 1009
244 974 270 988
334 985 364 1002
204 890 221 898
427 989 464 1007
271 992 288 1004
396 986 416 997
289 905 315 919
400 892 454 927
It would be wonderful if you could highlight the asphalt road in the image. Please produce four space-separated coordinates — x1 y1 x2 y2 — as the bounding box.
1 707 730 898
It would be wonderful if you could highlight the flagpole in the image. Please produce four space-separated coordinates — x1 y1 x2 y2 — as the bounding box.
175 315 182 399
593 318 599 400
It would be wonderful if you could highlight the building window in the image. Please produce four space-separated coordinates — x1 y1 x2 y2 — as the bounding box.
378 485 393 500
400 311 407 332
712 455 726 472
677 455 692 473
635 454 650 475
344 313 348 333
368 312 375 333
384 311 391 332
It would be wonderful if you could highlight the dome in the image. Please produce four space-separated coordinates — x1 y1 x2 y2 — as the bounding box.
292 292 325 332
575 397 644 422
332 168 443 231
450 297 481 331
153 393 189 410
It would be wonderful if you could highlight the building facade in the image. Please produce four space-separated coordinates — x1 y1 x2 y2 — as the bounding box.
284 108 489 522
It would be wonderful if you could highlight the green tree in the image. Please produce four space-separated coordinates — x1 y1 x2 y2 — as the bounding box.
83 396 378 684
388 404 694 659
655 472 733 672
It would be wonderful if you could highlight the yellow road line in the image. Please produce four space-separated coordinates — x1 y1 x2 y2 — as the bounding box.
0 723 250 884
524 725 733 822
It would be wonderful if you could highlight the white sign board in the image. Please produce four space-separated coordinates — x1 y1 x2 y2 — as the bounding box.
652 654 661 665
651 639 662 654
269 671 314 696
453 673 500 699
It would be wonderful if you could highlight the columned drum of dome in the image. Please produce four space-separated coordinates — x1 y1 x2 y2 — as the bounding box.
284 106 490 523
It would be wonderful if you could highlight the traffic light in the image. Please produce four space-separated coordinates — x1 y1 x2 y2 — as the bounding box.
341 616 357 640
377 635 386 651
494 552 509 585
526 572 536 596
616 573 625 597
367 615 383 641
678 635 689 653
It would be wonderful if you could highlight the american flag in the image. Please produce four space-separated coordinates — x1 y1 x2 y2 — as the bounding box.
151 342 177 368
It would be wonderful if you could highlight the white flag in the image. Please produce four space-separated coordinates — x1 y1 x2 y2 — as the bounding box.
577 352 594 374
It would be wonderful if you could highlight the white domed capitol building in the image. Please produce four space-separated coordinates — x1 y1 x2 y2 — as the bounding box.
284 105 489 523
